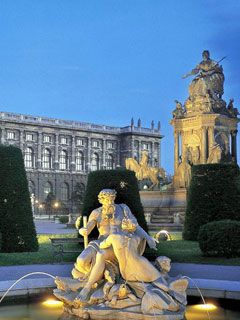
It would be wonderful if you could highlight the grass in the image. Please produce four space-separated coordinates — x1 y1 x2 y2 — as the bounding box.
0 232 240 266
0 234 82 266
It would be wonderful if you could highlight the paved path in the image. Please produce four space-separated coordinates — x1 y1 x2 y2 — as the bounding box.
34 220 76 235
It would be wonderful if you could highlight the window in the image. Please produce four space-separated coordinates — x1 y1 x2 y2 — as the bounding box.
24 147 34 168
106 154 114 169
43 181 52 196
76 138 84 146
76 151 84 171
7 131 15 140
107 142 114 149
26 133 33 141
91 153 99 171
92 140 99 148
142 143 149 150
60 137 67 144
59 150 68 170
42 149 52 169
61 183 69 201
43 135 51 143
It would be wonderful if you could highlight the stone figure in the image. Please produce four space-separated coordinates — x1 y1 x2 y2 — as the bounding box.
227 98 239 118
182 50 225 100
125 151 165 189
207 144 223 164
172 100 185 118
54 189 188 320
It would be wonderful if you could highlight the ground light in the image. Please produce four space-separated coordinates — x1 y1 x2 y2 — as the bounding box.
193 303 217 311
42 299 63 308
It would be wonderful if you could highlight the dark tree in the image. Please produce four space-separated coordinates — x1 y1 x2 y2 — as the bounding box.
0 145 38 252
183 163 240 240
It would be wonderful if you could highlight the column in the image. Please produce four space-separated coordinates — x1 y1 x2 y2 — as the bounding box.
174 131 179 173
54 133 59 170
37 132 42 169
19 129 24 150
87 137 91 173
71 135 76 171
208 127 215 153
131 138 134 158
0 127 5 144
231 130 238 162
102 139 106 169
201 127 207 163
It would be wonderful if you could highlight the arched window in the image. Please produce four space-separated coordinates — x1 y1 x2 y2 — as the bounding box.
61 182 69 201
43 181 52 196
59 150 68 170
91 153 99 171
24 147 34 168
42 148 52 169
76 151 84 171
106 154 114 170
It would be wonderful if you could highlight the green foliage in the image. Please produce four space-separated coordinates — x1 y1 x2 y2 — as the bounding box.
0 145 38 252
183 163 240 240
70 182 85 211
82 169 148 236
59 215 69 224
198 220 240 258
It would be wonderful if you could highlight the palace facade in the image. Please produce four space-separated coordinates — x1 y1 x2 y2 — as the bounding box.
0 111 163 213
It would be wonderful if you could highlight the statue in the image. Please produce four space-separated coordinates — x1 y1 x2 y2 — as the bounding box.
182 50 225 100
172 100 185 118
207 143 223 164
54 189 188 319
125 151 165 189
227 98 239 118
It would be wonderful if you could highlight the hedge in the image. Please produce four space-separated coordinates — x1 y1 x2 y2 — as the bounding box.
183 163 240 240
198 220 240 257
0 145 38 252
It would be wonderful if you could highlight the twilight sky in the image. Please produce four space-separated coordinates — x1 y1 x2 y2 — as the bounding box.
0 0 239 173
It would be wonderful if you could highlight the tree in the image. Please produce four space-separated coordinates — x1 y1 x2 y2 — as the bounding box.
70 182 86 212
183 163 240 240
0 145 38 252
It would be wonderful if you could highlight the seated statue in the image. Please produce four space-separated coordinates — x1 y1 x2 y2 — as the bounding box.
54 188 188 319
182 50 225 100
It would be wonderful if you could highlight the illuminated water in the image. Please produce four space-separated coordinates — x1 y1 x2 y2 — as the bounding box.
0 299 240 320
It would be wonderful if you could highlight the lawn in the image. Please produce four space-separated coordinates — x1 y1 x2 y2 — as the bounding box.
0 234 81 266
0 232 240 266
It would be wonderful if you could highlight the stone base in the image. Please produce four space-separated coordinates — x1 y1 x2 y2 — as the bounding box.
63 304 185 320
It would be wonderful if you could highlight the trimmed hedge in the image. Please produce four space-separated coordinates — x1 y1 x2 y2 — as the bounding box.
198 220 240 257
81 169 148 237
183 163 240 240
0 145 38 252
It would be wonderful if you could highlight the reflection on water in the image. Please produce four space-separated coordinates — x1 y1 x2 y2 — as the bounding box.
0 299 240 320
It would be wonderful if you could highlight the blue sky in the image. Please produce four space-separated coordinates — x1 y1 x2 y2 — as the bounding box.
0 0 239 173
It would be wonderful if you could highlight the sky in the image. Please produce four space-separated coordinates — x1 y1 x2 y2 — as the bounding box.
0 0 239 173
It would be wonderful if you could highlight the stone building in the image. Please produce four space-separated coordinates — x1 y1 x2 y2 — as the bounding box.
0 111 163 214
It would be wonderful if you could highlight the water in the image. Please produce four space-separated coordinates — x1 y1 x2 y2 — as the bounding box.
0 299 240 320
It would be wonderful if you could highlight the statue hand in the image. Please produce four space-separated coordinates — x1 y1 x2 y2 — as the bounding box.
79 227 88 237
147 236 158 250
181 74 188 79
75 216 82 229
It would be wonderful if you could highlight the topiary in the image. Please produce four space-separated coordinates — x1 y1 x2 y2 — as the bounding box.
81 169 148 237
0 145 38 252
183 163 240 240
198 220 240 258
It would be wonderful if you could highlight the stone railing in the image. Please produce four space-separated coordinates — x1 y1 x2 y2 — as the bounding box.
0 111 161 136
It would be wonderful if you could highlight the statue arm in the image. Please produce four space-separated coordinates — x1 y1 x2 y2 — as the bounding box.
79 210 98 236
182 67 199 79
123 204 157 250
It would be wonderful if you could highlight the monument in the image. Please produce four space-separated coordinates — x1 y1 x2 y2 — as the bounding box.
54 189 188 319
171 50 239 188
125 151 166 189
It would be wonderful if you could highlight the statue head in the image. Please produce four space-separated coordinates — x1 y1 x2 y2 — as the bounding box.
202 50 210 61
98 189 117 205
155 256 171 273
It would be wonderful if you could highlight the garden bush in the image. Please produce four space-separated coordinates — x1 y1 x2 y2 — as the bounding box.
0 145 38 252
59 215 69 224
198 220 240 258
183 163 240 240
81 169 148 237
